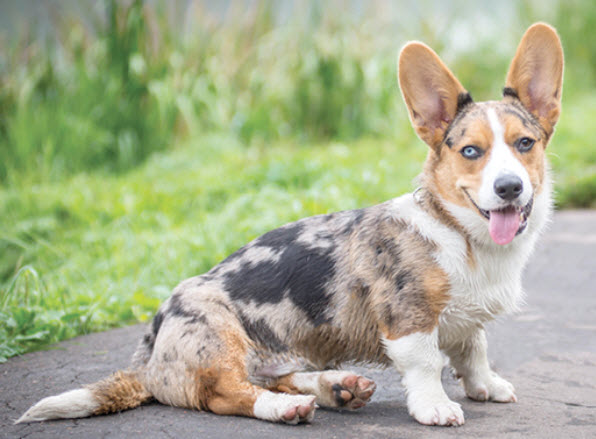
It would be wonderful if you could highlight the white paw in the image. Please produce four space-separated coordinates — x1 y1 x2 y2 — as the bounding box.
465 372 517 403
408 397 464 426
253 393 316 424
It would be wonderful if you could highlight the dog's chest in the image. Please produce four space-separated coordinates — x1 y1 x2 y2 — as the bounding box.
389 195 530 343
436 239 528 345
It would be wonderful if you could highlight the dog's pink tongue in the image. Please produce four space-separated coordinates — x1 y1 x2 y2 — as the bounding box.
489 208 520 245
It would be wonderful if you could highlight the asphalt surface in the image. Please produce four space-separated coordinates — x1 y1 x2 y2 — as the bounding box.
1 210 595 439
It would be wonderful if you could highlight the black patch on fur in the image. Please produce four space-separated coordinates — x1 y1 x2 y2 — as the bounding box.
256 222 304 248
503 87 519 99
152 311 164 336
143 333 155 353
442 93 474 145
395 270 412 291
217 246 248 267
341 209 365 235
169 293 209 328
223 222 335 325
169 294 194 318
456 92 474 113
169 294 190 317
502 101 547 137
503 108 533 129
239 313 288 353
445 137 453 148
332 383 348 406
185 313 207 325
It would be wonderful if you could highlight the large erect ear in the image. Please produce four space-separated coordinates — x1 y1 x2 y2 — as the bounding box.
505 23 564 135
398 42 470 150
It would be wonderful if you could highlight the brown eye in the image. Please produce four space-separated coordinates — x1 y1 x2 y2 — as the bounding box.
515 137 535 152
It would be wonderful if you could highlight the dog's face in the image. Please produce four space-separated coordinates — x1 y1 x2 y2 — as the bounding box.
399 24 563 246
431 100 547 245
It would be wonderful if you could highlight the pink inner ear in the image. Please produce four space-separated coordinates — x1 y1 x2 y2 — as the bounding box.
419 91 449 129
527 66 556 118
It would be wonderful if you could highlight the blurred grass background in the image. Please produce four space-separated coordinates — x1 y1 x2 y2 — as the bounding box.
1 0 595 361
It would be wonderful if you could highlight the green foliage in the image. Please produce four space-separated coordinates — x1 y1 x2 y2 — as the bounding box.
1 0 596 359
0 0 177 184
0 134 423 359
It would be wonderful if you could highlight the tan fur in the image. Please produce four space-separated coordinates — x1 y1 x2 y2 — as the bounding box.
90 371 152 415
500 110 547 194
344 213 452 341
194 330 263 417
506 23 564 136
266 375 302 395
399 42 468 149
422 103 549 229
429 109 493 209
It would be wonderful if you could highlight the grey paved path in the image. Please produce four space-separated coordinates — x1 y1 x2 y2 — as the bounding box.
1 211 596 438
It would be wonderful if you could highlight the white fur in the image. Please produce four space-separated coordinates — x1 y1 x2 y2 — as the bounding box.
15 388 98 424
445 329 517 402
391 172 552 347
383 329 464 426
478 108 533 210
387 169 550 423
252 391 316 424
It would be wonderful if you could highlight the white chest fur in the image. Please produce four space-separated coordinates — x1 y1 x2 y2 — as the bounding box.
390 187 551 346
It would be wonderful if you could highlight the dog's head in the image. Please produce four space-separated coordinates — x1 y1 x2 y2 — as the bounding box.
398 23 563 246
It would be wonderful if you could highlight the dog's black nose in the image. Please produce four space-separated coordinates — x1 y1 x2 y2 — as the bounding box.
494 175 523 201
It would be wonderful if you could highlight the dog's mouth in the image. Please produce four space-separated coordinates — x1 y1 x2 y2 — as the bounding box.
463 190 533 246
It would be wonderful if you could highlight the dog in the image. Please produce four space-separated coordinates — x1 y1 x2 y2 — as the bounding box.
17 23 563 427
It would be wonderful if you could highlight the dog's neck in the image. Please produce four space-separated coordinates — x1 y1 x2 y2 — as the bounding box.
414 185 470 240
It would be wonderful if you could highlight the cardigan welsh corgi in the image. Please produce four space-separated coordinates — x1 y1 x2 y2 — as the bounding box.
18 23 563 427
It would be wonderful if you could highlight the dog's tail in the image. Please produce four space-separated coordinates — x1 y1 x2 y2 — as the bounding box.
15 370 152 424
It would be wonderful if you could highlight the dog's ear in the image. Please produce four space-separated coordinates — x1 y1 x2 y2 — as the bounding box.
398 42 469 150
505 23 564 136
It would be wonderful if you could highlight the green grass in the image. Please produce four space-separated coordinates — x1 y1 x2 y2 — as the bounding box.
1 0 596 360
0 133 425 361
0 108 592 361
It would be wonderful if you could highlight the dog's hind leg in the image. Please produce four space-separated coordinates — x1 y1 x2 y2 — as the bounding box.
146 316 317 424
194 331 317 424
202 366 317 424
267 370 376 410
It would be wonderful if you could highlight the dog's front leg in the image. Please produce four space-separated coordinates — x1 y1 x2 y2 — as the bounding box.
444 328 517 403
384 328 464 426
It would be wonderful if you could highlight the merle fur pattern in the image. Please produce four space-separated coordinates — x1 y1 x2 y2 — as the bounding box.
132 201 445 392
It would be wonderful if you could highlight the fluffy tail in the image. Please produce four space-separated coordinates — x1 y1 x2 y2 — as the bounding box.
16 370 152 424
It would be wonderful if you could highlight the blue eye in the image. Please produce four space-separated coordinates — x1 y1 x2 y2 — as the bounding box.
460 145 483 160
515 137 535 152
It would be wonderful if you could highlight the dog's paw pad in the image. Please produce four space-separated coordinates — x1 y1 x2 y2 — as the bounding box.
330 374 376 410
280 396 316 424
